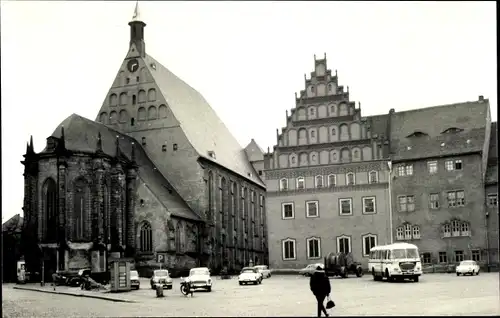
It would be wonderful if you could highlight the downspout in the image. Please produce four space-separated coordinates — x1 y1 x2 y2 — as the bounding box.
388 161 394 244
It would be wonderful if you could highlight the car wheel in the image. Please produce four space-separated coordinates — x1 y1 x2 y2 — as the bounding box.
471 270 475 276
207 286 212 292
239 282 243 285
167 285 173 290
456 273 460 276
413 276 419 282
476 271 480 276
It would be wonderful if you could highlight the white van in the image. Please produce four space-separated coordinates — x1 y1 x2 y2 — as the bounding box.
368 243 422 282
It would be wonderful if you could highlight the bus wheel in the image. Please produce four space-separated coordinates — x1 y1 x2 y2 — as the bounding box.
385 269 392 282
413 276 419 283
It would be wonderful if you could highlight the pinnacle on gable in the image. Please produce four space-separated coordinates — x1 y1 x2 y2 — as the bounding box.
131 1 143 23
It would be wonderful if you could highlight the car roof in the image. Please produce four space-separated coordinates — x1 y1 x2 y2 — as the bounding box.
190 267 209 270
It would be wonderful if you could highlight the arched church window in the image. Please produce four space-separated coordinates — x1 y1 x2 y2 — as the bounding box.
208 171 214 220
73 178 89 241
147 88 156 101
42 178 57 242
132 95 137 105
139 221 153 252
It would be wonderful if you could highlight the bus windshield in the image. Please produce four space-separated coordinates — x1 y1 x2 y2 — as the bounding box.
391 248 419 259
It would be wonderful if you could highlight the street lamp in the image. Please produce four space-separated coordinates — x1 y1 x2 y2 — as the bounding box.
387 160 394 244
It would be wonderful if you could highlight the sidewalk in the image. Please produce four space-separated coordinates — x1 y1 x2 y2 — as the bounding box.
12 284 137 303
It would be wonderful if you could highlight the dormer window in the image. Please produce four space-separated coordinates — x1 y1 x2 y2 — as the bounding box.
208 151 216 159
162 145 167 152
442 127 464 134
406 131 428 138
310 86 315 93
173 144 178 151
141 137 146 145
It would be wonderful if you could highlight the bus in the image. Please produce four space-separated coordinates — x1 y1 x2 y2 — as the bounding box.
368 243 422 282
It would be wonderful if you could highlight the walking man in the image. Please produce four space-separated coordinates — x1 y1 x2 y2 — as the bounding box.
310 266 331 317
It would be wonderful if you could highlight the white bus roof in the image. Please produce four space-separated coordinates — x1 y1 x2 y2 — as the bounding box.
370 243 419 252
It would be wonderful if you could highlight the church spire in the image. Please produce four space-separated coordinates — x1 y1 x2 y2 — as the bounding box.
128 1 146 57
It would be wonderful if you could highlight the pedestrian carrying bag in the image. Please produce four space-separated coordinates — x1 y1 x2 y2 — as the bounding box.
326 296 335 309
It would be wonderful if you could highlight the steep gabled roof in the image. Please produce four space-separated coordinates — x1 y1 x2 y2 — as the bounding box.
244 139 265 162
49 114 201 222
389 100 489 161
2 214 23 233
142 54 264 188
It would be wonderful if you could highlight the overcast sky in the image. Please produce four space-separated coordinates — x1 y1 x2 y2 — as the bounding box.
1 1 496 221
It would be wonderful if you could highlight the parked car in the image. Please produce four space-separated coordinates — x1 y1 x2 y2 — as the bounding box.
299 263 324 277
150 269 173 289
130 270 140 290
456 260 480 276
238 267 262 285
184 267 212 292
254 265 271 279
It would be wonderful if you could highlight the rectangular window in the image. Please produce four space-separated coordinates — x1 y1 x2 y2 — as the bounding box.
397 165 405 176
442 224 451 237
438 252 448 263
429 193 440 209
297 177 305 189
346 173 355 185
315 176 323 188
281 203 294 219
280 179 288 191
427 161 438 174
368 171 378 184
404 224 412 240
421 252 431 264
339 198 353 215
445 160 454 171
362 197 376 214
446 159 463 171
306 201 319 218
396 227 404 240
412 226 421 239
362 235 377 256
328 175 336 187
454 250 464 262
282 240 296 260
337 236 351 254
398 195 415 212
307 238 321 259
487 194 498 207
471 249 481 262
448 190 465 207
405 164 414 176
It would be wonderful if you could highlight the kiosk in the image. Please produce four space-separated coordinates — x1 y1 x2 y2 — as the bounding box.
109 258 133 292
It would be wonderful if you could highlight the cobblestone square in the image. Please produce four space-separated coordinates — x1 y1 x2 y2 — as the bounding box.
3 273 499 317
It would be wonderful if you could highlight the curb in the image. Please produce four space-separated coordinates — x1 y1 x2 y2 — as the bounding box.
12 286 137 303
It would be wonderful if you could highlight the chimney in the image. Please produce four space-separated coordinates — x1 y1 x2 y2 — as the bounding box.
478 95 484 102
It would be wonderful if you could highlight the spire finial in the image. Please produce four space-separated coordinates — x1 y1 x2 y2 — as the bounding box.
131 1 142 22
29 135 34 152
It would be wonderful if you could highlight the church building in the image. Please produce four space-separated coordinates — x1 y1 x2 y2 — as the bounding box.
21 3 267 278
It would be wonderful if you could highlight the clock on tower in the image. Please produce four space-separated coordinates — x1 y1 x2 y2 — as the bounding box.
127 58 139 73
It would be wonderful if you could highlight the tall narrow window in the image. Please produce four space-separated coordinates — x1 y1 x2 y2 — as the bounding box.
442 223 451 237
315 176 324 188
337 236 351 254
307 237 321 259
328 174 336 187
346 172 355 185
451 220 460 236
207 171 213 221
139 221 153 252
282 239 296 260
368 171 378 184
362 235 377 256
73 178 88 241
42 178 57 242
297 177 305 189
404 224 412 240
396 227 404 240
280 178 288 191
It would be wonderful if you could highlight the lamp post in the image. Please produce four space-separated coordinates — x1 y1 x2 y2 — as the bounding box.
387 160 394 245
